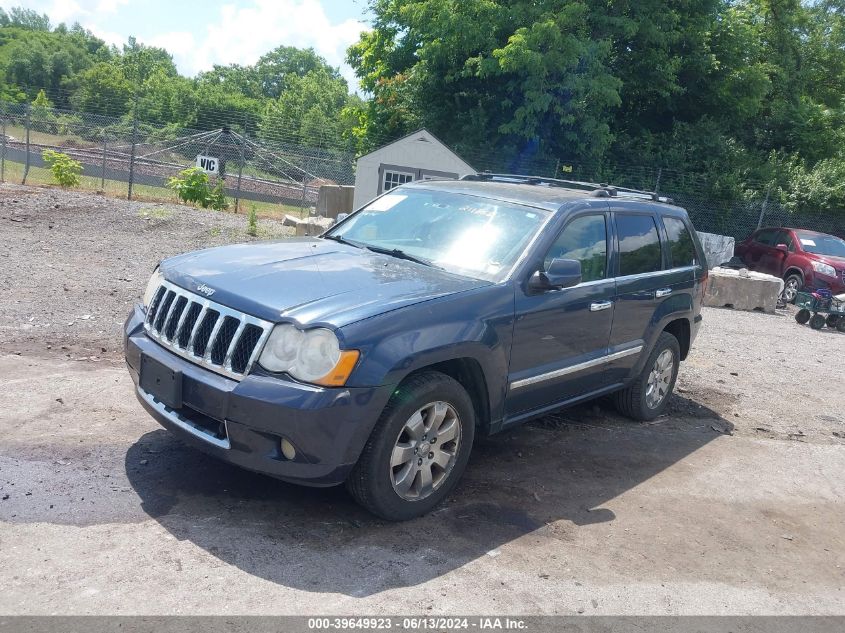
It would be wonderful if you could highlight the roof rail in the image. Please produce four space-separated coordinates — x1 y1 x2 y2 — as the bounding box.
461 172 674 204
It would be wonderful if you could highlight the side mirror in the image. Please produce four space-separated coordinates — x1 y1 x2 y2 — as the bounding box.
776 243 788 253
529 258 582 292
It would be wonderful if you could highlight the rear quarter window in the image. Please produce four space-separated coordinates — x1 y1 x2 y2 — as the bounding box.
663 216 697 267
616 214 662 276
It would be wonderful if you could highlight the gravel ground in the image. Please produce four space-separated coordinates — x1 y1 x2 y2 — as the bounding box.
0 183 292 359
0 184 843 615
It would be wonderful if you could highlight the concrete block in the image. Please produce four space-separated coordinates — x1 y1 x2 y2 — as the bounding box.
703 267 784 314
697 231 736 269
294 215 335 237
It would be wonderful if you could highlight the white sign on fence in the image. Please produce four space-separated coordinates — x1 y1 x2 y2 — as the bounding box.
196 155 219 174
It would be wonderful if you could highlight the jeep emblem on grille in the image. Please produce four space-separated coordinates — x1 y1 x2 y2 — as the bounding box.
197 283 216 297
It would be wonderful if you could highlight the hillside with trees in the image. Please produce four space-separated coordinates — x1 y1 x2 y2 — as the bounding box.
0 2 844 215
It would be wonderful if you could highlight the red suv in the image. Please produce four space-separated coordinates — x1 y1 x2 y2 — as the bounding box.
735 227 845 302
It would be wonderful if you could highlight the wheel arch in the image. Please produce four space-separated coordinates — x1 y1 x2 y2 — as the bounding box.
663 318 691 360
395 357 492 434
784 267 805 283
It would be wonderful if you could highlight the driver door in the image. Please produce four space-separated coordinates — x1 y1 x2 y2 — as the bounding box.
506 212 615 418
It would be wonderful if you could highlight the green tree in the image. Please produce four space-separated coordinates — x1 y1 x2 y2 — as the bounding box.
71 61 133 116
255 46 340 98
259 68 350 146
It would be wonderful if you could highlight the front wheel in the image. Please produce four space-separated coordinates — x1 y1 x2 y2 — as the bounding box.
346 371 475 521
782 273 803 304
614 332 681 421
810 314 826 330
795 309 812 324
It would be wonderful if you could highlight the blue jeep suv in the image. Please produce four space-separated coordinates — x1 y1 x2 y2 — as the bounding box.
124 175 707 520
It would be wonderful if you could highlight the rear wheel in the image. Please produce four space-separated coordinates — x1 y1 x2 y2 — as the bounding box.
782 273 803 303
795 309 812 325
810 314 826 330
826 314 840 329
838 319 845 333
614 332 680 421
346 371 475 521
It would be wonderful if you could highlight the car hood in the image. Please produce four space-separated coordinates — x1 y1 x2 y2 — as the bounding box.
159 238 490 327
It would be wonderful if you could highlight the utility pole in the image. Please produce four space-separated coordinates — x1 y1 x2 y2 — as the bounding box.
654 168 663 196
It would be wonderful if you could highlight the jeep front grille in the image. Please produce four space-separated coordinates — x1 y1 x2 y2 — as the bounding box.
144 279 273 381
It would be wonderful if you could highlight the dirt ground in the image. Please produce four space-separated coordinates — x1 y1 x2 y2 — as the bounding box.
1 184 843 615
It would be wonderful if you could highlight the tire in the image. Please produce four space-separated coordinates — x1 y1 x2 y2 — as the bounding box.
795 309 812 325
782 273 803 304
346 371 475 521
826 314 840 329
810 314 826 330
614 332 681 422
838 319 845 333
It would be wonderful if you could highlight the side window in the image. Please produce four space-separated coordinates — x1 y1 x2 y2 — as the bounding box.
383 170 414 192
663 216 697 268
544 215 607 283
755 229 777 246
775 230 794 251
616 214 662 276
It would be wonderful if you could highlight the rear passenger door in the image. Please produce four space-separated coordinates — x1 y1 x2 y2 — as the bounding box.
604 208 667 384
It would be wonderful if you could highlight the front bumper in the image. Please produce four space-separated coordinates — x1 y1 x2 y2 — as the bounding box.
124 305 393 486
807 271 845 294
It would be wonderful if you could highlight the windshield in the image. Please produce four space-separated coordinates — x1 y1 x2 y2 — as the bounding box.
326 189 550 281
796 232 845 258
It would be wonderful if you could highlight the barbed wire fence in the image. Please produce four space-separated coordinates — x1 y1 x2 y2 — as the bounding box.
1 97 843 240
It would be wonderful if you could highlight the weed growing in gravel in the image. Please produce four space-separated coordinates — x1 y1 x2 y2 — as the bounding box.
247 205 258 237
138 207 173 221
168 168 229 211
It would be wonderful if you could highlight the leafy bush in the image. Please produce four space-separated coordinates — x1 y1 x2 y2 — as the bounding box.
247 205 258 236
208 180 229 211
167 167 229 210
42 149 82 187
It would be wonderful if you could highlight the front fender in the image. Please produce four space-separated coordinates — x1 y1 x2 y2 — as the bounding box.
339 284 515 423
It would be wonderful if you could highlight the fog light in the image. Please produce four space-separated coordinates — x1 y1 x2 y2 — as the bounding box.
280 438 296 461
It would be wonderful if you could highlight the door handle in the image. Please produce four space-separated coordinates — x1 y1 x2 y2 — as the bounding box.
590 300 613 312
655 288 672 298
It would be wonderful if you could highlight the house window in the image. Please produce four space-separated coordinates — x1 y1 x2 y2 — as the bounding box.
383 170 414 192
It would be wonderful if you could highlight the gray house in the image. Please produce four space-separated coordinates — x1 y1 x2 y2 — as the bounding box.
352 129 476 209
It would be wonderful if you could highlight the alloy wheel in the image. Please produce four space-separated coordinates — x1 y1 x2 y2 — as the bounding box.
390 401 462 501
646 349 675 409
783 278 799 302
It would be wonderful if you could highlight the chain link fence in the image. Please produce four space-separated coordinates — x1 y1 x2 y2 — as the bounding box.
1 99 842 239
0 101 354 216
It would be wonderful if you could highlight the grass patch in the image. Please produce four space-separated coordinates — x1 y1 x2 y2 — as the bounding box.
0 157 310 219
138 207 174 221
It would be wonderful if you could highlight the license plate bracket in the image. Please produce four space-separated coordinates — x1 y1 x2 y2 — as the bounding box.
140 354 183 410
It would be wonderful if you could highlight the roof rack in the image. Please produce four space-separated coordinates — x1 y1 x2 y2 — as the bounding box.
461 172 674 204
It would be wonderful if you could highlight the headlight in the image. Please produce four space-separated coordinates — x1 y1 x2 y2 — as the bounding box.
143 268 164 308
259 324 359 387
811 261 836 278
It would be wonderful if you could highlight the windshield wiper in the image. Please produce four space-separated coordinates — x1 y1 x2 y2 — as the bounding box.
363 244 441 269
323 234 365 249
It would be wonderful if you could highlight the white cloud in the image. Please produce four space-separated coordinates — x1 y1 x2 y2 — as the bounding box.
44 0 85 23
163 0 366 87
6 0 368 88
95 0 129 13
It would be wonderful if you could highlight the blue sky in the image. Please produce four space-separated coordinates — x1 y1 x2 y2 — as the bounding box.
2 1 372 87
